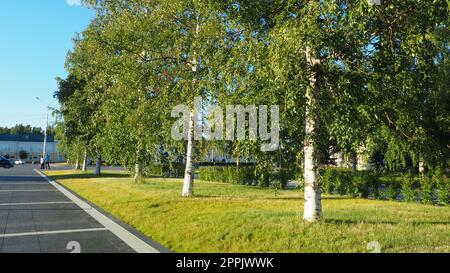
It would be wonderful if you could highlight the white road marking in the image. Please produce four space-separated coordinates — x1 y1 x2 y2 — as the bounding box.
0 228 109 238
0 201 74 206
34 169 160 253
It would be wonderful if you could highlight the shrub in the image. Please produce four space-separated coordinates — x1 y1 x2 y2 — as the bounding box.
254 162 273 187
386 182 400 201
198 166 222 182
198 165 295 188
322 168 337 194
433 170 449 205
353 174 369 198
170 163 186 178
198 166 256 185
319 168 380 198
366 173 381 199
270 180 282 196
420 175 434 205
150 163 185 178
273 168 293 189
401 174 416 202
335 169 354 195
351 171 380 198
149 164 164 176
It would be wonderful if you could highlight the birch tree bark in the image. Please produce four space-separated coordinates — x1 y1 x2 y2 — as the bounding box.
134 149 142 183
303 46 322 223
182 15 200 197
134 162 142 182
336 152 344 168
182 111 195 197
418 160 425 173
81 148 88 172
74 154 80 170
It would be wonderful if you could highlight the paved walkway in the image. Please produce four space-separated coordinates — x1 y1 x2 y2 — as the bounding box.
0 165 166 253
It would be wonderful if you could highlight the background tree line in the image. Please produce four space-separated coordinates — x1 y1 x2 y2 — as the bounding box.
0 125 54 136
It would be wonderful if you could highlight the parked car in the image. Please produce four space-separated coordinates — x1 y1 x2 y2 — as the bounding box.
0 156 14 168
14 159 26 165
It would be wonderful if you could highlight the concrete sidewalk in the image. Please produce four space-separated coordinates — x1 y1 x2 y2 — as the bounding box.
0 165 167 253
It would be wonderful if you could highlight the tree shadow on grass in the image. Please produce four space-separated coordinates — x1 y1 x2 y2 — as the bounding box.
47 172 130 181
324 218 450 226
193 194 356 201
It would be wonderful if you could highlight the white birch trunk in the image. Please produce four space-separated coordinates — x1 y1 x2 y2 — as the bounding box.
81 148 87 172
134 150 142 183
182 111 195 197
182 16 200 197
418 160 425 173
336 152 344 168
134 162 142 182
74 154 80 170
303 46 322 223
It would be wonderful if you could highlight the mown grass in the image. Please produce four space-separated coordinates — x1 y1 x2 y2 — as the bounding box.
44 169 450 253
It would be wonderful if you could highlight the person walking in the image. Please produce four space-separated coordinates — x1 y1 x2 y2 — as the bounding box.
40 156 45 170
44 154 51 170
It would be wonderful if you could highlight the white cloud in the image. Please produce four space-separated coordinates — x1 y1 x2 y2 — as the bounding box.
67 0 82 6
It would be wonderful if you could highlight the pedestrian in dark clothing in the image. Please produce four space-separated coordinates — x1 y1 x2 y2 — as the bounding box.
44 154 51 170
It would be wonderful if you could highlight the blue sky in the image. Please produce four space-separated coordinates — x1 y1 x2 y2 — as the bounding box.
0 0 94 128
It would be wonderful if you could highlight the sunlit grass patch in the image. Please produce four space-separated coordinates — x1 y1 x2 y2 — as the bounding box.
44 170 450 253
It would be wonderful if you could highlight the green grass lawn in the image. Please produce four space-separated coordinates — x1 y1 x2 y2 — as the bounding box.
44 169 450 253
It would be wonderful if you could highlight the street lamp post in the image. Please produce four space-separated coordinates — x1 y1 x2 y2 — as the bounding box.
43 105 49 158
35 97 50 158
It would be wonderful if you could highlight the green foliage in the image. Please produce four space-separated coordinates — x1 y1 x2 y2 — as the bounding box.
401 174 416 203
150 163 185 178
322 168 337 194
433 170 449 205
335 170 354 196
320 168 354 196
273 168 294 189
420 175 434 205
353 172 381 199
198 164 297 188
149 164 164 177
254 162 272 187
367 174 381 199
319 170 446 205
0 125 47 135
199 166 256 185
387 182 400 201
320 168 381 198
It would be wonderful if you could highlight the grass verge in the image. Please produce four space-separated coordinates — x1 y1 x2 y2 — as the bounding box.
44 169 450 253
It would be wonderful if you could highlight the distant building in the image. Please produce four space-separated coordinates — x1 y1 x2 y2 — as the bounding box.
0 134 65 162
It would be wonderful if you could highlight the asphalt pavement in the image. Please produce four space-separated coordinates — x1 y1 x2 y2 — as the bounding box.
0 165 168 253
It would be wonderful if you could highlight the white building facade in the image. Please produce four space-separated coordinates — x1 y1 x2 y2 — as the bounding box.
0 134 65 162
